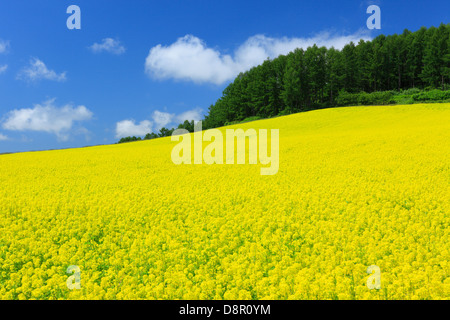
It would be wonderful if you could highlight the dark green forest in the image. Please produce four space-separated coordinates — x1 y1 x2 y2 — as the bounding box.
119 24 450 143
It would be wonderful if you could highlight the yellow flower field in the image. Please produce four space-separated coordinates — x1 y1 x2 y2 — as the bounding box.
0 103 449 300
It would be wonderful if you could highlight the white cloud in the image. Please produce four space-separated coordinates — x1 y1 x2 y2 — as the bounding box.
115 120 152 138
0 39 9 54
145 31 371 85
145 35 235 85
115 107 203 138
0 64 7 74
17 58 66 82
152 110 174 129
175 107 203 124
151 107 203 130
2 99 93 141
0 133 8 141
89 38 126 55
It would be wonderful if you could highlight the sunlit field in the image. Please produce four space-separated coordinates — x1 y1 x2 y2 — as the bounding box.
1 103 449 300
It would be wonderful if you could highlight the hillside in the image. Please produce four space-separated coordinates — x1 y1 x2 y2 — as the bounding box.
202 24 450 130
0 103 449 299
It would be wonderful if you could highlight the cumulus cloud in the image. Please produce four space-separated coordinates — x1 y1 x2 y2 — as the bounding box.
0 133 8 141
1 99 93 141
145 35 235 85
0 64 7 74
89 38 126 55
115 120 152 138
175 107 203 123
0 39 9 54
17 58 66 82
115 107 203 138
145 31 371 85
152 110 174 129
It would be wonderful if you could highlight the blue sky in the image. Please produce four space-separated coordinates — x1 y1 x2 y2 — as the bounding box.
0 0 448 153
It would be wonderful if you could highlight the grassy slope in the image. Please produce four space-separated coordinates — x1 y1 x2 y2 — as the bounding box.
0 103 449 300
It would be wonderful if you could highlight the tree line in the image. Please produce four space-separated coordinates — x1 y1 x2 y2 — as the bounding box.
119 24 450 143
